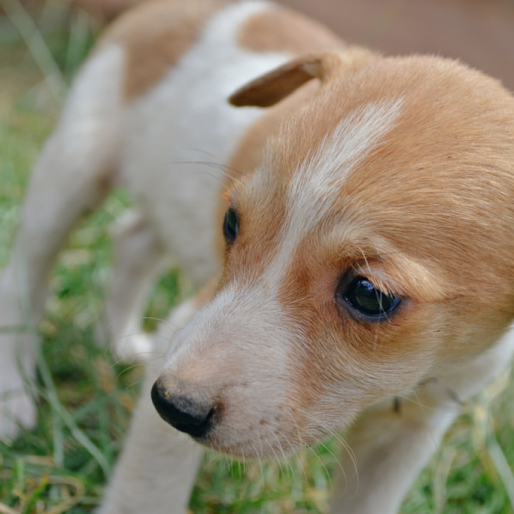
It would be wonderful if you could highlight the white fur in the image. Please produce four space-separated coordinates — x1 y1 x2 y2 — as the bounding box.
157 279 304 457
287 99 403 231
99 300 204 514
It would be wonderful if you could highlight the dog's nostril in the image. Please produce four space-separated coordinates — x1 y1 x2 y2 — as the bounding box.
151 380 215 438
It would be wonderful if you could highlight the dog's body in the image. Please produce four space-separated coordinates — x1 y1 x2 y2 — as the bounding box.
2 0 514 512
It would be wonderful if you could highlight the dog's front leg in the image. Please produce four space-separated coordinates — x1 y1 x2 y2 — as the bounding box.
99 289 215 514
330 384 459 514
103 209 166 362
98 363 203 514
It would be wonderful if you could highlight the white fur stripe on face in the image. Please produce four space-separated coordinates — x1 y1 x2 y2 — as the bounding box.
264 99 404 290
287 98 404 235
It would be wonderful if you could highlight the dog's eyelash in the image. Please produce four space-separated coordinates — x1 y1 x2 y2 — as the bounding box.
351 262 397 298
359 275 395 298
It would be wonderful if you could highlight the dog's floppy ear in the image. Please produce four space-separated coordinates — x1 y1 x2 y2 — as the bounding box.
229 48 375 108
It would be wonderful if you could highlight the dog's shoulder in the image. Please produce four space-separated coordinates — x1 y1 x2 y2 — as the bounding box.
98 0 232 101
96 0 344 103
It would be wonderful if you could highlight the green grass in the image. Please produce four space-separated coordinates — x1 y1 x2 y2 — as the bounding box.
1 3 514 513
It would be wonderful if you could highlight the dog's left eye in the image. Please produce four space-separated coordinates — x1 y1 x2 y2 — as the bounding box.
223 208 238 244
337 276 401 321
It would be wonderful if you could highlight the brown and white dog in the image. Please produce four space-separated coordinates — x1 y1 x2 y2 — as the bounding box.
2 0 514 512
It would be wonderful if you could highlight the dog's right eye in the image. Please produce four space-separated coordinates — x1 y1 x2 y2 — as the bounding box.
337 276 401 321
223 208 238 244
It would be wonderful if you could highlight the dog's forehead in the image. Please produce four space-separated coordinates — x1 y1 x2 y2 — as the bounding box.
262 57 512 186
230 57 514 292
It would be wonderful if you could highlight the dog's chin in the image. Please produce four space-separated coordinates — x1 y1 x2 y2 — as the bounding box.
192 433 298 459
187 420 332 460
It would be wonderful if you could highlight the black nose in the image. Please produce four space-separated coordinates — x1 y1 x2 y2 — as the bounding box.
151 380 215 438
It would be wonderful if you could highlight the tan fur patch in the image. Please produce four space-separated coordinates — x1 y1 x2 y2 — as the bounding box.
237 6 342 56
101 0 230 102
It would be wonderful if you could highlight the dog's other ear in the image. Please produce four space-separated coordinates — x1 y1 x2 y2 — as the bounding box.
229 48 375 108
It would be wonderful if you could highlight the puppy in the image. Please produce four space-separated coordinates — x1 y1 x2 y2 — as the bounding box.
2 0 514 513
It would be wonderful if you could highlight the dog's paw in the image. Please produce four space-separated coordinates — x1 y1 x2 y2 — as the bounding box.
0 336 37 439
113 333 154 363
0 386 36 439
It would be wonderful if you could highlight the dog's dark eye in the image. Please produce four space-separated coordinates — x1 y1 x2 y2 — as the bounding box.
223 208 238 244
338 276 400 320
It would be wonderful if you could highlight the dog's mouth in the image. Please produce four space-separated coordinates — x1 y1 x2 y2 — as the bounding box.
150 377 305 457
150 376 346 458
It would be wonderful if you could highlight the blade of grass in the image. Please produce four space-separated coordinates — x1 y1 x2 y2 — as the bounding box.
21 472 49 514
35 340 111 477
487 434 514 510
45 476 85 514
65 10 91 76
0 0 67 104
0 502 18 514
14 248 110 476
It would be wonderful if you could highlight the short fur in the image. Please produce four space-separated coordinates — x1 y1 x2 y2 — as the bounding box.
2 1 514 513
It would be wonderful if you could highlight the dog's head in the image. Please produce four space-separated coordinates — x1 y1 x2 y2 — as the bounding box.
152 51 514 457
